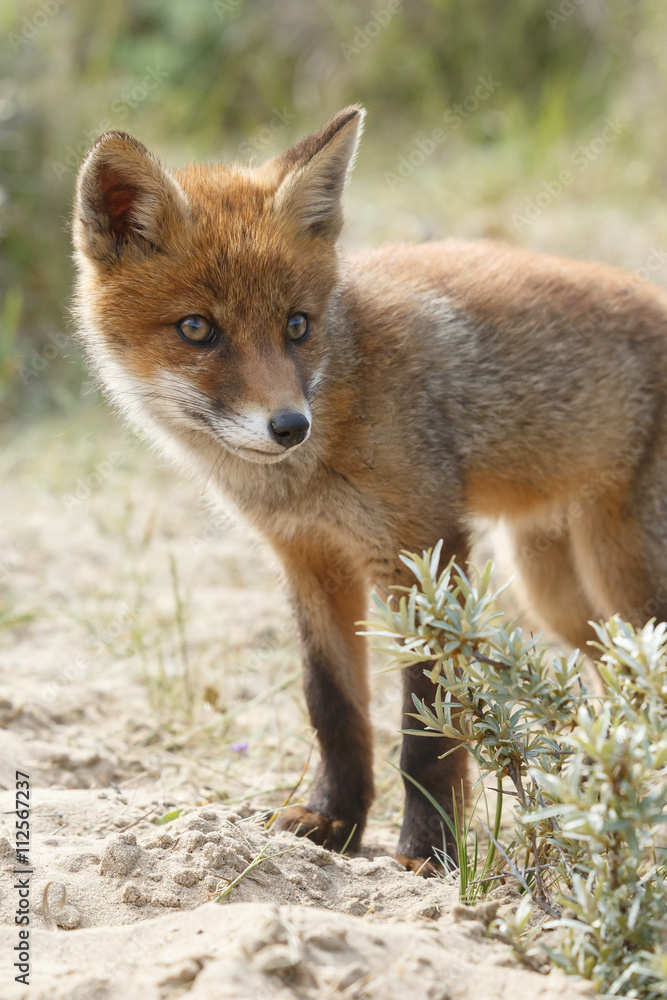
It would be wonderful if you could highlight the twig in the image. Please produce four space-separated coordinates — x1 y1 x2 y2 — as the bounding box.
478 821 560 918
117 805 159 832
213 843 300 902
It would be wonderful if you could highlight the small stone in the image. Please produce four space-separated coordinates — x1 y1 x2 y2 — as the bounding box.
201 842 225 867
152 890 181 908
99 839 141 877
121 883 147 907
452 900 500 927
374 856 405 873
116 832 137 845
310 849 335 868
179 831 206 853
199 809 219 822
144 833 174 850
67 853 100 872
54 904 82 929
202 876 221 892
184 817 211 832
173 868 200 887
344 898 370 916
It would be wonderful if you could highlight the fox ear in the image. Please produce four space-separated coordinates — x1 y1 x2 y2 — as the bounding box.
73 132 188 265
272 106 365 240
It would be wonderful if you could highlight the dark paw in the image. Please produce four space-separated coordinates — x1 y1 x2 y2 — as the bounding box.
272 805 361 852
394 854 442 877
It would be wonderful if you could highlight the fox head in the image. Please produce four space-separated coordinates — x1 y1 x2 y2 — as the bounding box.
73 107 364 468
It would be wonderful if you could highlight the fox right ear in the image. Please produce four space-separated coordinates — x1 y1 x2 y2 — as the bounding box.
73 132 189 265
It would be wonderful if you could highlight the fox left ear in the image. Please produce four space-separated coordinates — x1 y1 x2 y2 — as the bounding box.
272 106 365 241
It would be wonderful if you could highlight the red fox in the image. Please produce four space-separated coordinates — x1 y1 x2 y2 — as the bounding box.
73 106 667 872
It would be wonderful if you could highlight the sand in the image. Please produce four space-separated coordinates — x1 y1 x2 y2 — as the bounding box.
0 415 594 999
0 788 593 999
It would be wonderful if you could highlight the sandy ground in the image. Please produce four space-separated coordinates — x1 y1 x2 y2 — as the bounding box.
0 407 593 1000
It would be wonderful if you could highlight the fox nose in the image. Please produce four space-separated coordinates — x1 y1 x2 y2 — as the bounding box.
269 410 310 449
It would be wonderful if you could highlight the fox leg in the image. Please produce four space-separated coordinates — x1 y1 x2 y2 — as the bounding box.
570 487 667 629
272 551 373 852
392 535 471 872
509 519 601 650
395 662 470 872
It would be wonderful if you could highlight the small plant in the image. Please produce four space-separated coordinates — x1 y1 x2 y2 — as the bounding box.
364 542 667 998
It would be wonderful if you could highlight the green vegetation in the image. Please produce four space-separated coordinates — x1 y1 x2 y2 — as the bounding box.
367 545 667 997
2 0 667 419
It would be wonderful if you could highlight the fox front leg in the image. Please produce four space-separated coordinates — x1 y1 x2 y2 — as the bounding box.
273 552 374 851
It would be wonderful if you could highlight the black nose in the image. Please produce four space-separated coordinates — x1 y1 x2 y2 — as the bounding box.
269 410 310 449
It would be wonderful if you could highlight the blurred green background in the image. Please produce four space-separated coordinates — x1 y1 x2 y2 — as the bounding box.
2 0 667 421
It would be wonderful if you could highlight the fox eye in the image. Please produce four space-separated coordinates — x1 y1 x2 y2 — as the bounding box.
287 313 309 343
176 315 217 345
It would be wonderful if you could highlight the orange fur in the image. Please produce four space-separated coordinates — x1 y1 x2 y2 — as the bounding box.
72 107 667 868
